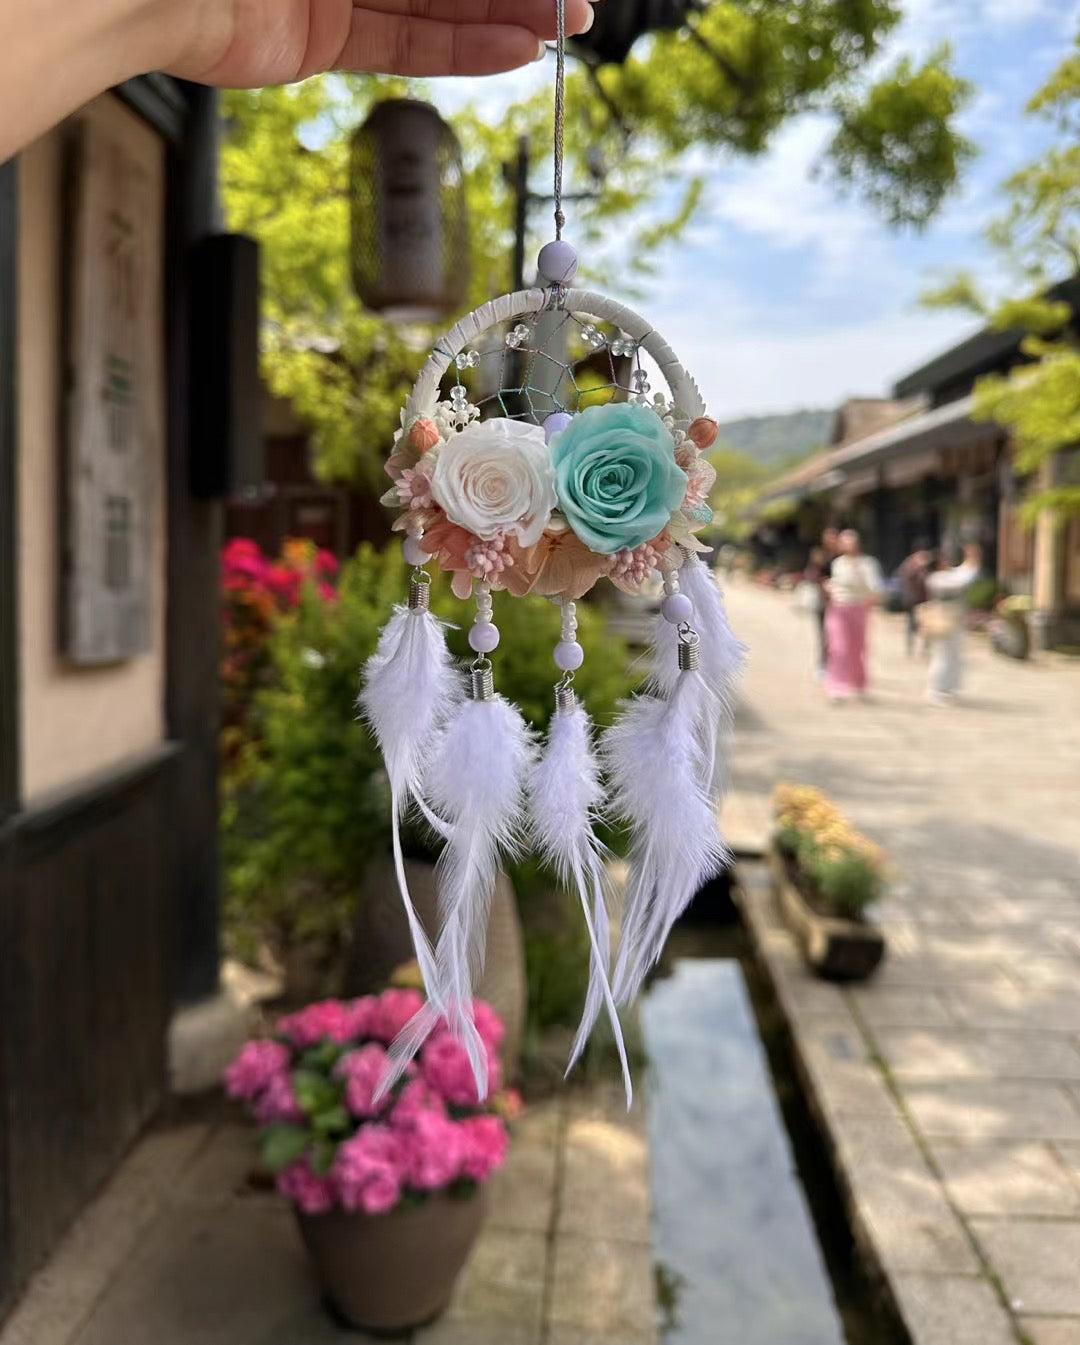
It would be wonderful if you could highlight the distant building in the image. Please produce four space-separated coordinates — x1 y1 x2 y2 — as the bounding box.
758 281 1080 647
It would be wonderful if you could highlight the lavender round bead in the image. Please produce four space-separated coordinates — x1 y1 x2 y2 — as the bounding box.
544 412 574 443
468 622 501 654
403 536 432 567
553 639 584 672
537 240 579 286
661 592 694 625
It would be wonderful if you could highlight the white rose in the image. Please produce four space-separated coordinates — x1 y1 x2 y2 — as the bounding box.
430 419 557 547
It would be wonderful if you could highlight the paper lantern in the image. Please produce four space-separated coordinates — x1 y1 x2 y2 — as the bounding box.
351 100 470 322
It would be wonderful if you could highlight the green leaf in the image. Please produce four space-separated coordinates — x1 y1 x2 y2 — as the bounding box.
260 1124 309 1174
312 1105 351 1137
292 1069 341 1116
310 1138 338 1176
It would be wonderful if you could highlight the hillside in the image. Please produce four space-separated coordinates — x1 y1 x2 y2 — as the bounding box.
716 409 833 468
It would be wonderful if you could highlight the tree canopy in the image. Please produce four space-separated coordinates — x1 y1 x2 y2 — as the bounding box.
923 34 1080 520
222 4 974 486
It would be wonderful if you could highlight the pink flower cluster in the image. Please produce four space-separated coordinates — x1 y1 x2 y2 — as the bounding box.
222 536 339 609
225 991 512 1218
464 533 516 582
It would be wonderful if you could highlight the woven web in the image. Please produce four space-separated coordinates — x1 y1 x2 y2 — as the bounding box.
439 308 656 425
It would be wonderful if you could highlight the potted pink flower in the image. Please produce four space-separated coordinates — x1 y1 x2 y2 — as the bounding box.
225 989 515 1334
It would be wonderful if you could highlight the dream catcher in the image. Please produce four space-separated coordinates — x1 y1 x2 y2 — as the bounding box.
363 3 744 1107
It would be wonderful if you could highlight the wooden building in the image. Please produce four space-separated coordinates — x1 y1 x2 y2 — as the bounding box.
0 78 255 1314
759 282 1080 646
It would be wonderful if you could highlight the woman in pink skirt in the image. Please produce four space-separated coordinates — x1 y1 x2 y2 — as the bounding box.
824 530 882 700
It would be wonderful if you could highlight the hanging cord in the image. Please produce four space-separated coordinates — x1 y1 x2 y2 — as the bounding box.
553 0 567 238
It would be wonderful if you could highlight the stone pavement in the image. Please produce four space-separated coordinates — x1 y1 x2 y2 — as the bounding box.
0 1085 655 1345
723 579 1080 1345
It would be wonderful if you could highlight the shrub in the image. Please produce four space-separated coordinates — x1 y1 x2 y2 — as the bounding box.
773 784 886 918
965 576 1007 611
222 542 640 981
221 537 339 754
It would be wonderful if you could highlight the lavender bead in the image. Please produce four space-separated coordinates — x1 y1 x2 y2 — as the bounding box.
468 622 501 654
403 536 432 567
537 240 579 286
661 592 694 625
544 412 574 442
554 639 584 671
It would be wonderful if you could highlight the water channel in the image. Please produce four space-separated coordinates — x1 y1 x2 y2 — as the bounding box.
642 888 903 1345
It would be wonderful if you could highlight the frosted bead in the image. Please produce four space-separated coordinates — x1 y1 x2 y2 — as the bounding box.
468 622 501 654
554 640 585 671
403 536 432 567
662 593 694 624
538 240 579 286
544 412 574 442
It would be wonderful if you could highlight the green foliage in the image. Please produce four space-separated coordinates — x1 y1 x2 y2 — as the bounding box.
829 48 975 228
223 543 640 967
922 36 1080 517
223 546 406 964
521 890 594 1033
774 784 886 919
965 576 1007 612
260 1123 309 1174
222 6 973 486
809 847 886 920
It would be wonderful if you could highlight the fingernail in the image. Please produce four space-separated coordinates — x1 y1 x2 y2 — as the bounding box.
577 3 596 33
533 39 548 61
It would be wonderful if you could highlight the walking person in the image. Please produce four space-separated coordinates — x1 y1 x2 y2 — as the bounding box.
823 530 882 701
897 541 935 657
799 546 830 678
924 543 982 705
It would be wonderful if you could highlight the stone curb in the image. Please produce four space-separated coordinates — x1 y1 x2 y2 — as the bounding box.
738 865 1022 1345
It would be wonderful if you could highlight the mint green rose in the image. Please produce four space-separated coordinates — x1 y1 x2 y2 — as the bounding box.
549 403 688 554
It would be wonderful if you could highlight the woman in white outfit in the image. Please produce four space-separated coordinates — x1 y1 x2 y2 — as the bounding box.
925 543 982 704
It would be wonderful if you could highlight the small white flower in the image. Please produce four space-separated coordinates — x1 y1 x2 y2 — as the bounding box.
300 648 326 670
430 419 557 547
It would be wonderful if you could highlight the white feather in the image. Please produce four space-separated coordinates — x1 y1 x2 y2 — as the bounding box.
359 606 462 1015
529 704 632 1107
650 555 746 799
604 674 730 1005
360 605 462 798
381 694 535 1100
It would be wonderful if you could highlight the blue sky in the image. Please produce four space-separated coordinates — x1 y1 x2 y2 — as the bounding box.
432 0 1079 420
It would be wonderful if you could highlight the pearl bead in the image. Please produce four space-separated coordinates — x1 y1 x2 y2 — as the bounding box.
403 537 432 567
538 240 579 286
662 593 694 624
468 622 501 654
544 411 574 442
554 640 584 671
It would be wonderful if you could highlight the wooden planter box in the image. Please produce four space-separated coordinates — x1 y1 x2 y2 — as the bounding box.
768 840 885 982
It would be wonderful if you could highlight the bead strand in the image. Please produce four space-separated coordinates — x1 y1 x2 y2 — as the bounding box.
403 532 432 568
554 600 584 671
661 569 694 625
469 584 500 654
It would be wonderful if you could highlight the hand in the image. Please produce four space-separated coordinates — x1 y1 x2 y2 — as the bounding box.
167 0 597 87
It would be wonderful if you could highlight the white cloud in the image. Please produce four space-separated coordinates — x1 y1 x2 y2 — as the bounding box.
646 307 980 420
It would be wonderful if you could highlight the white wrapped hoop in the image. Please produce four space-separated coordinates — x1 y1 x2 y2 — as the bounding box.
405 288 707 424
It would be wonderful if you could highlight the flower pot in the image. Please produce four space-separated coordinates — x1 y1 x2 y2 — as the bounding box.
768 841 885 982
990 614 1030 660
297 1189 487 1335
347 861 526 1075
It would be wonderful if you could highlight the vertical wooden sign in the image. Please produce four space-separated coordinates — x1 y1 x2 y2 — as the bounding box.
62 108 163 663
